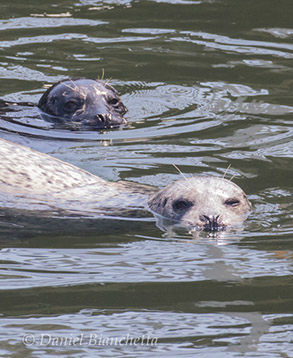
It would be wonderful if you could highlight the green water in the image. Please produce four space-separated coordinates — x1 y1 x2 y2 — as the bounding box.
0 0 292 357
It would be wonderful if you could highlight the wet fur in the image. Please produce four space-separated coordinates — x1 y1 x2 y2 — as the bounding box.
0 138 251 230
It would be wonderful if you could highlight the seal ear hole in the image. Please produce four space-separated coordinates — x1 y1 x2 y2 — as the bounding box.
172 199 193 212
225 198 240 207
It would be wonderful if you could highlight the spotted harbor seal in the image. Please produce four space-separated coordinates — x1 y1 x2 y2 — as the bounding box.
37 78 127 130
0 138 251 231
148 176 251 231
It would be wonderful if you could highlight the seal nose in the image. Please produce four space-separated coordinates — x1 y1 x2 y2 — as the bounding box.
199 214 220 232
96 113 111 125
95 113 126 126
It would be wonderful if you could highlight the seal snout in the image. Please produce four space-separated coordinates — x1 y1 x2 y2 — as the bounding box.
95 113 112 126
96 112 126 126
199 214 223 232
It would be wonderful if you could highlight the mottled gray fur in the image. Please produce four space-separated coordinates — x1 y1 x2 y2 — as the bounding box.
0 138 251 230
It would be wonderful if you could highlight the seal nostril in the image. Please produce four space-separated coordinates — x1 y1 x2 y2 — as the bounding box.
200 215 210 223
96 114 112 125
200 214 220 231
97 114 106 123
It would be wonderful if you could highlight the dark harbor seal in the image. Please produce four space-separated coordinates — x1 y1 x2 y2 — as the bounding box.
0 138 251 232
0 79 127 132
38 78 127 130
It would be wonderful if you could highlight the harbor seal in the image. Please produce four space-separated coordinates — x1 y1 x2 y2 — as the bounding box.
0 138 251 231
148 176 251 231
38 78 127 130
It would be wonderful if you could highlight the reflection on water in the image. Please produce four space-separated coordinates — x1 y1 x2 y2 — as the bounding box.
0 0 292 356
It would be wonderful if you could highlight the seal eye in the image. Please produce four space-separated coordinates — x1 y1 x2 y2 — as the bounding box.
225 198 240 207
172 199 193 212
108 98 119 106
63 100 81 112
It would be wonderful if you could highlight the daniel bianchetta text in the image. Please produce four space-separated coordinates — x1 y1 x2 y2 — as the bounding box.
22 333 158 347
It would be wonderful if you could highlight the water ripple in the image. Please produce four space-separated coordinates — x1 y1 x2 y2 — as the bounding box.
0 17 106 31
172 31 293 58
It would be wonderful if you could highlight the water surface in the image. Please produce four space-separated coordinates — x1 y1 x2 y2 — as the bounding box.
0 0 292 356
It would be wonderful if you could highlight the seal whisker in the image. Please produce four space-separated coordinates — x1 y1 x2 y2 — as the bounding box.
65 81 87 99
176 181 190 190
172 164 193 189
229 174 237 182
173 163 183 176
223 164 231 179
105 77 112 85
99 68 105 81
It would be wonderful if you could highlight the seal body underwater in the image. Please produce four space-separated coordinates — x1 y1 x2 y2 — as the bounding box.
0 138 251 231
38 78 127 130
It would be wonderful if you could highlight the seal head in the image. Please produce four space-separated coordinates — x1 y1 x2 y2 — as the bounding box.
38 78 127 130
148 176 251 231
